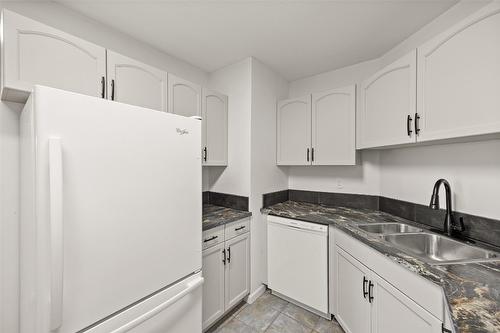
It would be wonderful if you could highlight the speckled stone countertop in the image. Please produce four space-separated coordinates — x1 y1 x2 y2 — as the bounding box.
203 204 252 231
262 201 500 333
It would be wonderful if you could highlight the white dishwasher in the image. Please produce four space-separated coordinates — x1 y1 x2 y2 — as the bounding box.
267 215 328 316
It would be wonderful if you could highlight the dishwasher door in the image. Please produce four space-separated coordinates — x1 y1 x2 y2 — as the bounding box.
267 216 328 314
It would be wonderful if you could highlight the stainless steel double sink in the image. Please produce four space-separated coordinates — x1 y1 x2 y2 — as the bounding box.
354 222 499 265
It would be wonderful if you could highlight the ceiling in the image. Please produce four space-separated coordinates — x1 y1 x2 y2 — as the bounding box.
57 0 457 81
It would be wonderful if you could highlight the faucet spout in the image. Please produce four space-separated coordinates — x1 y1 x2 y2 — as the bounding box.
429 179 462 237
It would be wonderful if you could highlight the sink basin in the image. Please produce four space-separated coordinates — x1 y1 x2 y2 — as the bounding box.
381 233 499 264
356 223 423 235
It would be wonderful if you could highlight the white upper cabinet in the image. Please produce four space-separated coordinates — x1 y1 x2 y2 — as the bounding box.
202 88 228 166
359 50 417 149
417 2 500 142
276 96 312 165
168 74 201 117
107 50 166 111
1 9 106 103
312 86 356 165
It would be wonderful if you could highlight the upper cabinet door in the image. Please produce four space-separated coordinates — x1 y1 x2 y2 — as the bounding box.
276 96 312 165
202 88 228 166
359 50 417 149
312 86 356 165
107 50 166 111
1 10 106 103
168 74 201 117
417 2 500 142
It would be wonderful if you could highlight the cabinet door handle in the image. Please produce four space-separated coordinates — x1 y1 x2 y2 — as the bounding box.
362 276 368 299
111 79 115 101
203 147 207 162
414 113 420 135
311 148 315 162
222 248 226 265
101 76 105 98
306 148 310 162
203 236 218 243
235 226 246 231
406 114 413 136
368 281 374 303
227 247 231 263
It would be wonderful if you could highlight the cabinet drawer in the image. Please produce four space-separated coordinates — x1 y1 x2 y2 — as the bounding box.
224 218 250 240
202 225 224 250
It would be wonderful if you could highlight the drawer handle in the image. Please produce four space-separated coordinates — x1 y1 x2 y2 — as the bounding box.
203 235 218 243
235 226 246 231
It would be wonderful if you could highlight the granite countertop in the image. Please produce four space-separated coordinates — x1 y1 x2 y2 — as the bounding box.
203 204 252 231
262 201 500 333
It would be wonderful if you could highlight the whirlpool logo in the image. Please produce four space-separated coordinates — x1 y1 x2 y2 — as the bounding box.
176 128 189 135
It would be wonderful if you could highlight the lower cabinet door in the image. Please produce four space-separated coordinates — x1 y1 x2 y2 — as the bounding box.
224 233 250 310
202 242 225 330
371 273 442 333
335 247 371 333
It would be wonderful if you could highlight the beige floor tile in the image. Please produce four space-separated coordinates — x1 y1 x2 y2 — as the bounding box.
313 317 345 333
235 301 280 331
216 318 257 333
282 303 320 329
265 313 312 333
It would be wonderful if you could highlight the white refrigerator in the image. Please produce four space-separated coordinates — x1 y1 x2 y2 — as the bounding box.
19 86 203 333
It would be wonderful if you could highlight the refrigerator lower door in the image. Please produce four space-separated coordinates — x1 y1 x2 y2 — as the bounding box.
86 272 203 333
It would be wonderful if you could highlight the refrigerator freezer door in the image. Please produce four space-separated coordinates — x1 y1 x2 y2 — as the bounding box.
20 86 202 333
87 272 203 333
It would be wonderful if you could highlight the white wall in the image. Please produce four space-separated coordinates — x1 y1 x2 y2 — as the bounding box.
0 1 208 85
380 139 500 220
286 1 499 220
0 101 22 333
206 58 252 196
249 58 289 295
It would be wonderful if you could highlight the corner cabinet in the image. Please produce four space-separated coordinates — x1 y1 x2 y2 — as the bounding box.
168 74 201 117
416 2 500 143
107 50 167 111
202 219 250 331
1 9 106 103
358 51 417 149
202 88 228 166
277 85 356 166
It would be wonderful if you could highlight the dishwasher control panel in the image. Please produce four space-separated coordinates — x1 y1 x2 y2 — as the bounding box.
267 215 328 233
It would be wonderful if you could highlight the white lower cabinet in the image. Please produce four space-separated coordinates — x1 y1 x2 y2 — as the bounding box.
202 219 250 330
335 247 371 333
202 242 226 329
332 228 447 333
224 233 250 309
335 246 441 333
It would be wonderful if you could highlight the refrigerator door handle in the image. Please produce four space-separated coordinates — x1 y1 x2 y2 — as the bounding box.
110 276 204 333
49 137 64 331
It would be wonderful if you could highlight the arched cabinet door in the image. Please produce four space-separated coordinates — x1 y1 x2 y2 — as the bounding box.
359 50 417 149
1 9 106 103
202 89 228 166
312 86 356 165
417 2 500 142
107 50 166 111
276 96 312 165
168 74 201 117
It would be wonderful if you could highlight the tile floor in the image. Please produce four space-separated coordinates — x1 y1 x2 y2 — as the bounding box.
207 291 345 333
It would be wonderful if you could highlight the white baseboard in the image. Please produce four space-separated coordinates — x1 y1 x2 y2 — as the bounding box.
245 284 267 304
